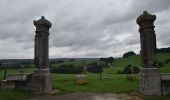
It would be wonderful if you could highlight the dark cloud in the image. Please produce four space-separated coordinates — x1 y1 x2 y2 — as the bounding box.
0 0 170 58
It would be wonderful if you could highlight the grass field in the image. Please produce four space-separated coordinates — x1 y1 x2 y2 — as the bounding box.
0 53 170 100
0 89 31 100
52 73 139 93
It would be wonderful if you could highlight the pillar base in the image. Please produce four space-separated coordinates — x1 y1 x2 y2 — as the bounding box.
140 68 161 95
28 68 52 94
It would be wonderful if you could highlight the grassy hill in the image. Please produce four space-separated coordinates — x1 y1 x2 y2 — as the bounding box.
0 53 170 100
0 53 169 79
104 53 170 74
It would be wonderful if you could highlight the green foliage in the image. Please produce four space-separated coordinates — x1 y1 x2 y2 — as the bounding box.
158 61 164 68
110 53 170 74
123 65 140 74
156 47 170 53
99 61 109 68
87 62 98 66
165 59 170 64
100 57 114 64
123 51 136 58
87 66 103 73
51 64 83 74
56 60 65 63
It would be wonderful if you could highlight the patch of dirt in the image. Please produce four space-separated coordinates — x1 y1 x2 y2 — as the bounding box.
29 92 142 100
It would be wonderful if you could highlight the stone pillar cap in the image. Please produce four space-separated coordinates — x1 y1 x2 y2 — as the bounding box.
136 11 156 25
34 16 52 28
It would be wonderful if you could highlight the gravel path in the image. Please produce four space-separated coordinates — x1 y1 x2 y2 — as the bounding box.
30 92 141 100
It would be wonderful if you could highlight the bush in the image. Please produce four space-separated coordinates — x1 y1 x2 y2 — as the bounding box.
69 59 75 62
86 65 103 79
123 65 139 74
51 64 83 74
116 70 123 74
99 61 109 68
158 61 164 67
56 60 64 63
86 66 103 73
123 51 136 58
126 74 135 81
99 57 114 64
155 61 164 68
156 47 170 53
87 62 98 66
165 59 170 64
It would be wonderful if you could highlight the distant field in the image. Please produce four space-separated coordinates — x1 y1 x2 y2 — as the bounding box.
0 53 170 100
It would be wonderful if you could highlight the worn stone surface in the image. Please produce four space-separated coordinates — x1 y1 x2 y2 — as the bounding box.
34 16 51 69
0 80 15 89
161 80 170 95
137 11 157 68
137 11 161 95
27 69 52 94
140 68 161 95
5 74 28 81
160 74 170 95
30 16 52 94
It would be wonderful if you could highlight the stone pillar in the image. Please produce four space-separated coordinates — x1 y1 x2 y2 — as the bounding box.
31 16 52 94
137 11 161 95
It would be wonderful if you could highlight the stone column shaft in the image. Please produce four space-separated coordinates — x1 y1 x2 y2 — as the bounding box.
137 11 161 95
31 16 52 94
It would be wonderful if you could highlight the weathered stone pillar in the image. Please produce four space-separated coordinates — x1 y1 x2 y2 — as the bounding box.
31 16 52 94
137 11 161 95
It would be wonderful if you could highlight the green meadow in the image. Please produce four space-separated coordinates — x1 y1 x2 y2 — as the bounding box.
0 53 170 100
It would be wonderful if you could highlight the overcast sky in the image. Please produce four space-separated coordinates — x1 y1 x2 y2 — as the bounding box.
0 0 170 59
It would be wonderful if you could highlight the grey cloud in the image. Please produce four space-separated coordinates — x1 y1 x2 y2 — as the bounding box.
0 0 170 58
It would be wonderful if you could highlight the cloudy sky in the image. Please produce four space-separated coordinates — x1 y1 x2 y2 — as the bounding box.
0 0 170 59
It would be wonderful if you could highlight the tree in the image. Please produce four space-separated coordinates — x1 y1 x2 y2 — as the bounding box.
123 51 136 58
165 59 170 64
158 62 164 67
87 62 98 66
156 47 170 53
99 57 114 64
107 57 114 64
51 64 83 74
0 62 3 70
123 65 140 74
87 65 103 79
69 59 75 62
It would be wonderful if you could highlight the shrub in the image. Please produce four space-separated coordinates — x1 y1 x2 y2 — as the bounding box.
99 61 109 68
158 61 164 67
123 65 139 74
51 64 83 74
69 59 75 62
156 47 170 53
116 70 123 74
86 66 103 73
56 60 64 63
122 51 136 58
99 57 114 64
86 65 103 79
126 74 134 81
165 59 170 64
87 62 98 66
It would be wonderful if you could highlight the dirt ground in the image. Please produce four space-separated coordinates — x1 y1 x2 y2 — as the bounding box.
30 92 142 100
